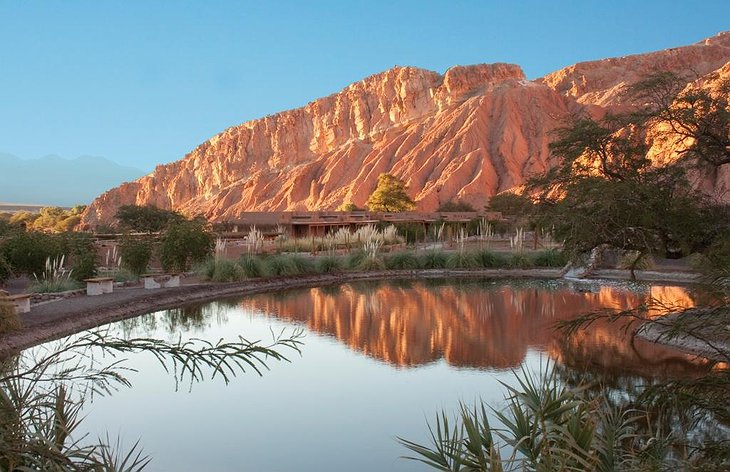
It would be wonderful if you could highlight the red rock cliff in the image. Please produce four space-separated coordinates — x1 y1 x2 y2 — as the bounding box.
83 33 730 225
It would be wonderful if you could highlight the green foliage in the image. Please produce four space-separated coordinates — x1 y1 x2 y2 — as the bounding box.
30 277 81 293
159 219 213 273
437 200 475 212
115 204 184 233
384 252 421 270
507 252 533 269
446 251 480 269
400 364 677 472
316 255 343 273
531 249 568 267
0 300 21 334
356 255 385 271
238 255 266 278
199 258 245 283
61 232 97 281
0 231 62 276
119 236 153 276
487 192 534 217
0 255 12 282
419 250 449 269
366 173 416 212
474 250 509 268
289 255 316 274
346 250 368 270
265 255 299 277
337 202 363 211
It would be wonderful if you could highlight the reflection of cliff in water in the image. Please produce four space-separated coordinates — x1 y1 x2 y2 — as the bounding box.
239 279 708 375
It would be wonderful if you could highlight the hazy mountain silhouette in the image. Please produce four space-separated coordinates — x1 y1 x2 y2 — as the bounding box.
0 153 144 206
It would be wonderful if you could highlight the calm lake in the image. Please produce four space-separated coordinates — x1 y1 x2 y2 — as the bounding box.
64 278 708 471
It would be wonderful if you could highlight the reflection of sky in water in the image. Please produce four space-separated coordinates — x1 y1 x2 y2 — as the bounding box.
74 279 705 472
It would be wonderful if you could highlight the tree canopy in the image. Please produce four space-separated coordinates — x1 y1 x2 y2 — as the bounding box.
115 205 184 233
366 174 416 212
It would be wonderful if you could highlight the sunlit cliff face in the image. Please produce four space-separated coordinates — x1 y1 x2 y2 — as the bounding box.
239 280 711 377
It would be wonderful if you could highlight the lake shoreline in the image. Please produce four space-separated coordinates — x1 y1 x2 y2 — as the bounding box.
0 267 703 359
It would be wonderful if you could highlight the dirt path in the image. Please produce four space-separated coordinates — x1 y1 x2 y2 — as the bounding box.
0 267 706 359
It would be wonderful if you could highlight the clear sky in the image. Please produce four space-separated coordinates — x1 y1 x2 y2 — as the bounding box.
1 1 728 172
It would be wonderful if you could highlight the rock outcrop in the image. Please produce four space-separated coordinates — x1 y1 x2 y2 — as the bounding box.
83 33 730 226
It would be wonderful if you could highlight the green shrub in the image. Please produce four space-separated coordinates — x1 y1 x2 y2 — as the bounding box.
0 300 21 334
0 254 12 282
30 278 81 293
446 251 480 269
238 255 266 278
346 251 367 270
532 249 569 267
508 252 533 268
58 233 97 281
199 258 245 282
384 252 421 270
419 250 449 269
1 231 62 276
159 220 213 272
316 256 343 273
265 255 299 277
119 236 153 276
357 256 385 271
289 255 315 274
474 249 509 268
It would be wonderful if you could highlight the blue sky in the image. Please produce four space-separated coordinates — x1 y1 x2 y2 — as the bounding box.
1 1 728 172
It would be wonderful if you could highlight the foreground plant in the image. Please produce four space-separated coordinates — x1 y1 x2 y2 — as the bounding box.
0 327 303 470
399 364 711 471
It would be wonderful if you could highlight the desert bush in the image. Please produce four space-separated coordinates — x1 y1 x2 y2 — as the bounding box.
265 255 299 277
357 255 385 271
419 250 449 269
446 251 480 269
159 220 213 272
346 250 368 270
289 255 316 274
508 252 533 269
199 258 245 283
532 249 569 267
60 233 97 281
119 236 154 276
0 254 12 282
316 255 343 273
399 364 654 472
30 255 81 293
384 252 421 270
0 299 21 334
474 249 509 268
238 255 267 278
0 231 62 276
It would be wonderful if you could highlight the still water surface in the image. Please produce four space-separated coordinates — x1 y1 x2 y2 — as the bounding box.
75 278 707 472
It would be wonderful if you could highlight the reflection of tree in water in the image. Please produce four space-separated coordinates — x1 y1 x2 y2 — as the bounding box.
0 328 303 470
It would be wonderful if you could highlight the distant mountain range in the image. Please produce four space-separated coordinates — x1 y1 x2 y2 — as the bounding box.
0 153 144 207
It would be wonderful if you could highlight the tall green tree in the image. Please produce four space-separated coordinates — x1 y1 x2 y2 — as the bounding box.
115 205 184 233
366 174 416 212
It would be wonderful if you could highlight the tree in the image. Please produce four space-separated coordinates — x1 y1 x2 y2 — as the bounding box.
630 71 730 168
115 205 184 233
119 236 153 276
366 174 416 212
159 219 213 272
437 200 475 212
337 202 363 211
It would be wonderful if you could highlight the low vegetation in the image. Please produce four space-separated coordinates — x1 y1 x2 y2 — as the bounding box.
0 299 20 334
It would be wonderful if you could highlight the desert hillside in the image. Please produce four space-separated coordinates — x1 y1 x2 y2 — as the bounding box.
82 32 730 226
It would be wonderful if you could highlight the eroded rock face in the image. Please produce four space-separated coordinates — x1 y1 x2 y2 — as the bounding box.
83 33 730 226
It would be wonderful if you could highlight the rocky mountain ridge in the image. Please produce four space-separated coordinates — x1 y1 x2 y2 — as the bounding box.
83 33 730 225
